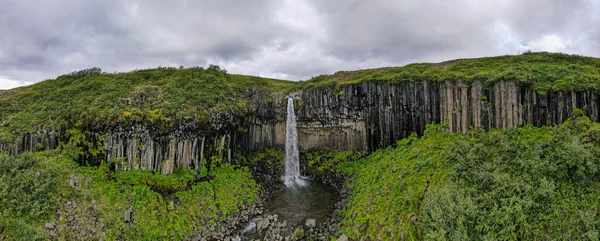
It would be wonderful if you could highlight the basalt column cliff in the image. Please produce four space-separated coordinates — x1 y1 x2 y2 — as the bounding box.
242 80 599 152
2 80 599 173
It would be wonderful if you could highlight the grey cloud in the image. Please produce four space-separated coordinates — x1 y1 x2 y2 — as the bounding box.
0 0 283 82
306 0 600 65
0 0 599 89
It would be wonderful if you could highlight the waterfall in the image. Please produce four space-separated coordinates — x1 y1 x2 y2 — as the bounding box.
284 97 305 187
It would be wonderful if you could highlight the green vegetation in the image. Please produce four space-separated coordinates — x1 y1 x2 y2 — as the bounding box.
336 118 600 240
246 148 285 166
339 126 455 240
0 65 298 143
303 150 366 177
0 151 260 240
302 52 600 93
0 153 59 240
113 168 199 191
2 52 600 240
2 52 598 145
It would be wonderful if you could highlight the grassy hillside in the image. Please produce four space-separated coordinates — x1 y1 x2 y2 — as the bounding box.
0 151 260 240
0 66 299 142
310 115 600 240
1 52 599 143
302 52 600 92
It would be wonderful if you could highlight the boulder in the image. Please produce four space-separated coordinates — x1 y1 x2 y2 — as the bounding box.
44 222 56 230
69 174 77 187
305 219 316 228
257 218 270 234
277 220 287 228
124 208 132 223
336 234 349 241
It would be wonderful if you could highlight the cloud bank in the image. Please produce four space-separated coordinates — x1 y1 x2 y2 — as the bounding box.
0 0 598 89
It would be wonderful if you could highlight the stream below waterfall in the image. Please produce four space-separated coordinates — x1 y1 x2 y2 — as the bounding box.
235 179 338 240
232 97 338 240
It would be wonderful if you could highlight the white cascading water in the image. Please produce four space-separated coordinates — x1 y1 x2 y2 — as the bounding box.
284 97 305 187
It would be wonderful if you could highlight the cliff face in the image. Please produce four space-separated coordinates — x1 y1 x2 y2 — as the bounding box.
2 80 599 173
440 80 598 131
242 81 440 151
242 80 599 152
0 126 59 154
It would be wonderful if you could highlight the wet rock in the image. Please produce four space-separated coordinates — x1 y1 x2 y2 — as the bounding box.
305 219 316 228
336 234 348 241
257 218 270 234
264 231 274 241
277 220 287 228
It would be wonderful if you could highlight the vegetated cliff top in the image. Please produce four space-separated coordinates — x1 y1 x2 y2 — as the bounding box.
0 65 299 140
1 52 598 141
302 51 600 92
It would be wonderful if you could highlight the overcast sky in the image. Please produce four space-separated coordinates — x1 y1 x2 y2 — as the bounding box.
1 0 599 89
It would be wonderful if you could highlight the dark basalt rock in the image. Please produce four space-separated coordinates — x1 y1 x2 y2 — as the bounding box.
243 80 600 152
3 80 599 173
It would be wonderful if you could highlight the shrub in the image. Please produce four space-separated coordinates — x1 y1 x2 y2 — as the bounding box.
0 153 59 239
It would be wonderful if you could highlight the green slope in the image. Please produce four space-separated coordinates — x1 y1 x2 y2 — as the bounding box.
0 151 260 240
320 117 600 240
0 66 299 142
302 52 600 92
